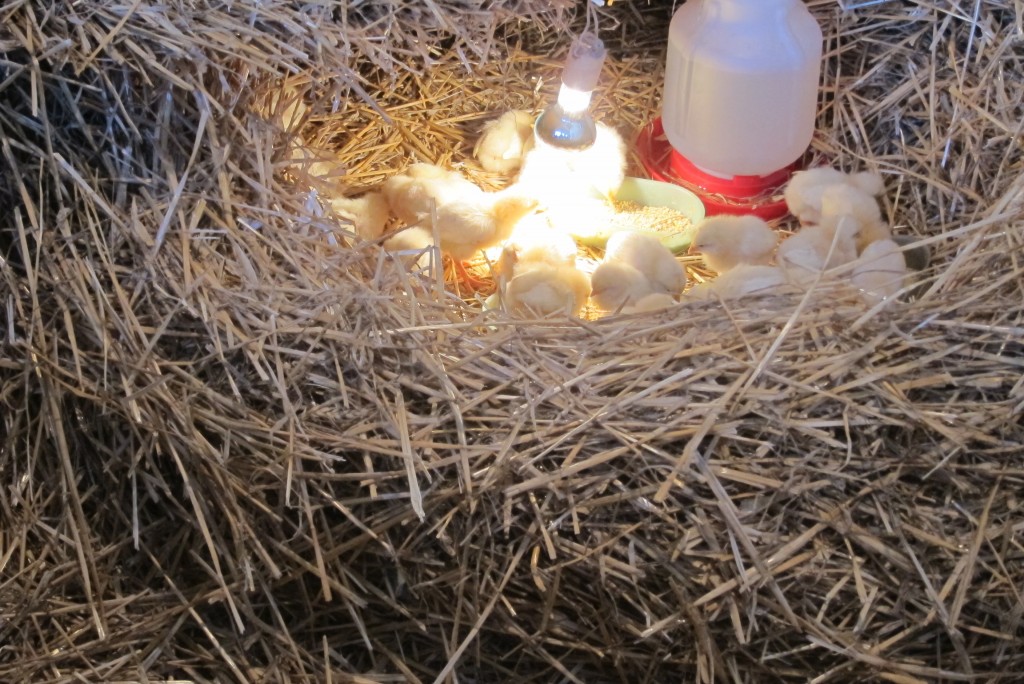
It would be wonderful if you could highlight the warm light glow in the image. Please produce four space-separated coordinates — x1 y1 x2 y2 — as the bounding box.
556 84 593 114
482 243 505 263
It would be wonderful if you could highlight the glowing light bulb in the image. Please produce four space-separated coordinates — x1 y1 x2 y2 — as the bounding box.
556 84 593 115
534 31 606 150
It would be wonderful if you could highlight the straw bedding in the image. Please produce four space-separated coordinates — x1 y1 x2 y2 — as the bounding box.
2 0 1022 681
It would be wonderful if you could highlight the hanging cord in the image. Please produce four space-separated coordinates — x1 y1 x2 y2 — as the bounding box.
583 0 602 37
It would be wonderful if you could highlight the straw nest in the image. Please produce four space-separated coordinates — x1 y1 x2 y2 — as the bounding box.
2 1 1022 681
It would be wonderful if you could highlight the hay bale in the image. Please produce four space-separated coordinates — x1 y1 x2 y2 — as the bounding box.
1 0 1022 681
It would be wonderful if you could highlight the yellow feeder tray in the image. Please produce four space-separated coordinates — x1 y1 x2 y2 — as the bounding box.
572 176 706 253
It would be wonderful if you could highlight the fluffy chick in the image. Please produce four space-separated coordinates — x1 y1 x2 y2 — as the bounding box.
542 194 619 241
497 213 578 279
605 231 687 296
818 183 891 253
784 167 885 225
266 89 307 133
431 189 538 262
287 143 347 187
776 221 859 286
383 163 484 225
383 227 437 272
329 191 390 240
516 121 627 204
685 264 788 302
689 214 779 273
620 292 676 314
505 265 591 317
590 261 656 311
474 110 536 174
851 238 908 305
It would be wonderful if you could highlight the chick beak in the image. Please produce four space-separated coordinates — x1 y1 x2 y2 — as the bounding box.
687 242 699 256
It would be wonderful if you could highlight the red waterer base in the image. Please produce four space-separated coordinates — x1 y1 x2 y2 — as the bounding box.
635 117 810 222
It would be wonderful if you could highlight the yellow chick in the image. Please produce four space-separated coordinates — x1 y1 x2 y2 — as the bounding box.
430 189 538 263
516 121 627 204
383 226 437 272
590 261 656 311
267 91 349 187
505 264 591 317
818 183 891 253
605 231 688 297
383 163 484 225
685 264 788 302
776 221 859 286
266 89 307 133
287 142 347 187
784 167 885 225
851 238 908 305
620 292 676 314
689 214 779 273
542 194 619 240
496 213 578 278
329 191 390 241
474 110 536 174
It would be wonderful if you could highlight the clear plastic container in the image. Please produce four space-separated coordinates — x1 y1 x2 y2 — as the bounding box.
661 0 822 179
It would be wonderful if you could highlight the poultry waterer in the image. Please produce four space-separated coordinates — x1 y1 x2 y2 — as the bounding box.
636 0 823 220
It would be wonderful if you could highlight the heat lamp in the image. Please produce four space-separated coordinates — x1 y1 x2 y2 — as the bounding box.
534 30 607 151
637 0 823 220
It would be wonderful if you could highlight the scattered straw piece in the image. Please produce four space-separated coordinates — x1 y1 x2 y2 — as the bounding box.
1 1 1022 682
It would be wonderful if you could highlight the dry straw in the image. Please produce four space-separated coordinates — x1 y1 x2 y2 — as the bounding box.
2 0 1023 682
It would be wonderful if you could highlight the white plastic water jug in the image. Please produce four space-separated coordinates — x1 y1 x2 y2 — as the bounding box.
661 0 822 179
